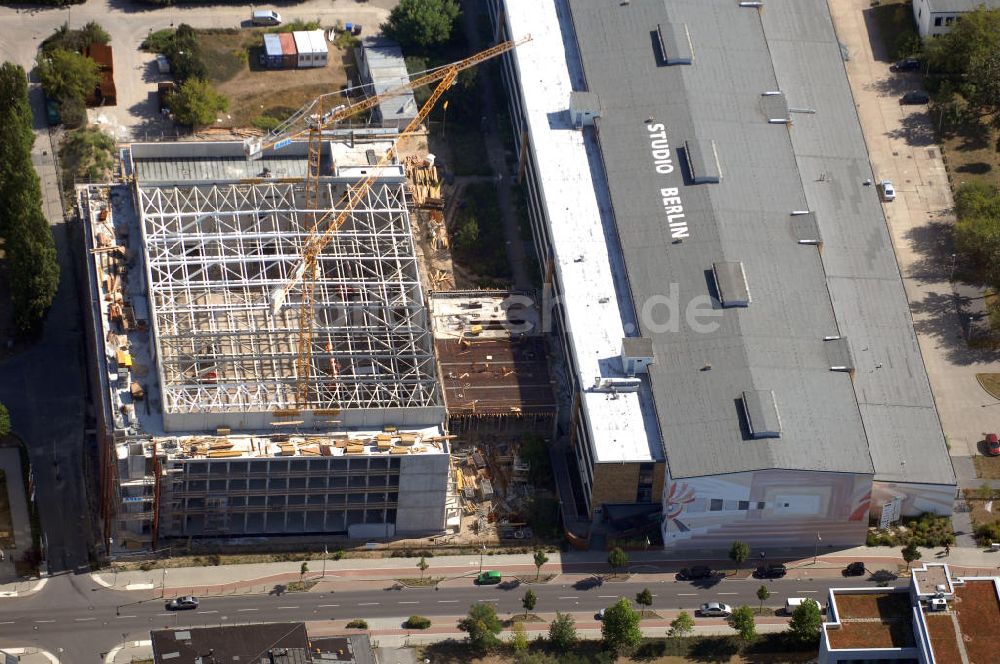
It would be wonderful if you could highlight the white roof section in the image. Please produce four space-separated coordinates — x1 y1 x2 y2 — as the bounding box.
504 1 661 463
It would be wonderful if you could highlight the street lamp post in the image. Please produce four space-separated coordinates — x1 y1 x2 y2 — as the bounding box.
322 546 328 579
479 544 485 575
161 567 168 598
813 534 822 565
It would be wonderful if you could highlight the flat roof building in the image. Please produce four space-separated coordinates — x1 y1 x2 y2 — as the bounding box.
489 0 955 550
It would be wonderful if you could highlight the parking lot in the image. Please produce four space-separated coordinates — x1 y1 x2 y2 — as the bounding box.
828 0 1000 487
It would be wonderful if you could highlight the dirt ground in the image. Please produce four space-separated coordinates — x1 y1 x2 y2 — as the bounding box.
941 120 1000 190
199 31 353 129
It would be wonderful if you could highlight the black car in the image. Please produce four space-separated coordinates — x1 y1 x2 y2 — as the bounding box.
677 565 713 580
843 561 866 577
900 90 930 105
890 57 921 72
754 564 787 579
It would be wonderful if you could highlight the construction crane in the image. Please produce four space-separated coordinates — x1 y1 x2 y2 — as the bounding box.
257 36 531 408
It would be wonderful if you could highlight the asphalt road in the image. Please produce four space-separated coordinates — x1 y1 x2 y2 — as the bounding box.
0 572 906 660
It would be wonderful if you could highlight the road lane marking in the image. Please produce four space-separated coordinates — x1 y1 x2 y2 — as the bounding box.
437 600 458 603
156 613 173 617
318 604 339 608
800 590 819 593
74 618 96 622
237 608 259 612
558 596 578 600
598 595 619 598
277 606 299 610
481 598 499 602
35 620 56 623
358 602 379 606
198 610 219 614
678 593 698 596
116 615 136 619
399 601 419 604
0 621 14 625
718 593 738 595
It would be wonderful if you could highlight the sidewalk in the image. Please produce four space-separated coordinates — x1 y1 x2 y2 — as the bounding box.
88 544 1000 597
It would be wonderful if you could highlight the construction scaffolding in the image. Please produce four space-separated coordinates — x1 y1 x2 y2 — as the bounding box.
135 178 442 426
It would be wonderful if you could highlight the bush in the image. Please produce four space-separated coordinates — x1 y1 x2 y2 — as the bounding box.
167 78 229 127
59 126 115 191
36 49 100 109
381 0 461 52
975 521 1000 546
141 24 207 83
867 513 954 548
252 115 283 132
346 619 368 629
41 22 110 55
404 615 431 629
141 29 176 53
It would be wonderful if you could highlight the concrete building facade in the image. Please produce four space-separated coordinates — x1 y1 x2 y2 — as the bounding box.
911 0 1000 38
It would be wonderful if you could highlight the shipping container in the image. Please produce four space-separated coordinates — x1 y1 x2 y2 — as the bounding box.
263 33 283 69
278 33 297 69
293 31 313 68
307 29 328 67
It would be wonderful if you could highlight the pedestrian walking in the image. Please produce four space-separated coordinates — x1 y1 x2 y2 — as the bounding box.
945 543 950 557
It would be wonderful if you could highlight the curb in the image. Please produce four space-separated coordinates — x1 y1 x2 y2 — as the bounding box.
103 640 151 664
1 646 60 663
0 577 48 598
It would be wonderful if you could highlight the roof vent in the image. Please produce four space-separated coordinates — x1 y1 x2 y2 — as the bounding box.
741 389 781 439
824 336 854 372
790 211 822 245
684 139 721 183
761 92 790 124
569 91 601 128
657 23 693 65
712 261 750 307
621 337 654 375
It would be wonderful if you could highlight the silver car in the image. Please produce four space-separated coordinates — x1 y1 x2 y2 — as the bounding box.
698 602 733 617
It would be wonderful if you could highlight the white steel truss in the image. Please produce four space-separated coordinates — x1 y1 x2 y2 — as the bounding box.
136 180 440 414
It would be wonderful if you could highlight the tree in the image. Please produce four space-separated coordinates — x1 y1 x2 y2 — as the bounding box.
954 182 1000 290
167 77 228 128
381 0 461 51
728 605 757 644
417 555 429 580
924 8 1000 79
965 51 1000 115
756 584 771 614
548 611 577 650
453 213 479 253
510 620 528 652
458 602 503 652
36 49 100 107
607 547 628 578
902 542 922 570
635 588 653 617
601 597 642 656
729 541 750 572
668 611 694 640
522 588 537 618
533 549 549 581
299 562 308 582
0 403 10 437
788 599 823 645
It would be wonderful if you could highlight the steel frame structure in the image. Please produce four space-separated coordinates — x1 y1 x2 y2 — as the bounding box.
136 179 439 414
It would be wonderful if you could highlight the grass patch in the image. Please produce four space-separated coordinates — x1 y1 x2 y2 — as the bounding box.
396 577 442 587
974 456 1000 479
977 373 1000 400
59 127 115 198
198 31 253 85
285 579 318 592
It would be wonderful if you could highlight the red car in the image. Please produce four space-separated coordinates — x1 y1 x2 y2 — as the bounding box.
986 433 1000 456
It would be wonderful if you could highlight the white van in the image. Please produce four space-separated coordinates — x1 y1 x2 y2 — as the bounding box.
251 10 282 26
785 597 820 615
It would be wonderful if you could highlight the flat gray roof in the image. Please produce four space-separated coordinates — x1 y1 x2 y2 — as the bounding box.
567 0 952 485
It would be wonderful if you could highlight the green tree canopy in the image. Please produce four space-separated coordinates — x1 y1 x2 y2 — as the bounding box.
533 549 549 580
548 611 578 650
902 542 922 570
607 546 628 577
954 182 1000 289
458 602 502 652
756 584 771 614
729 541 750 569
925 8 1000 78
788 599 823 645
522 588 537 617
601 598 642 656
36 48 100 107
381 0 461 51
668 611 694 639
0 403 10 437
635 588 653 616
728 605 757 644
511 620 528 652
167 77 228 128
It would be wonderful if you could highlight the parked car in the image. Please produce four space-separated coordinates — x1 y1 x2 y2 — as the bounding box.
986 433 1000 456
475 570 502 585
890 57 921 72
754 563 787 579
843 561 866 577
251 9 282 26
677 565 713 580
165 596 199 610
879 180 896 202
698 602 733 617
900 90 930 105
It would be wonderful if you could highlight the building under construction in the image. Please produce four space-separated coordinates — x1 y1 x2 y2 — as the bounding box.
81 138 458 551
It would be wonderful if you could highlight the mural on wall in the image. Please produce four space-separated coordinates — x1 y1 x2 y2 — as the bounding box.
661 469 872 549
871 481 954 520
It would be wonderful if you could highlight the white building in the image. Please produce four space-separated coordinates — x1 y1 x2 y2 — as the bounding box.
911 0 1000 38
